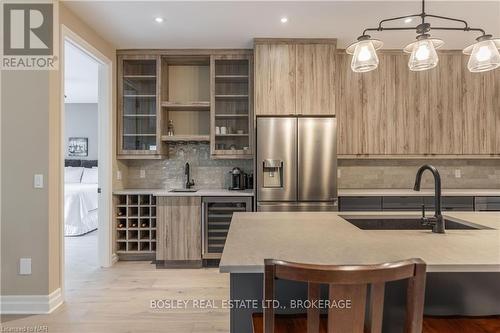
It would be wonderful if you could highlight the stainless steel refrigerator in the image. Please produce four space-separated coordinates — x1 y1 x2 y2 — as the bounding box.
256 117 338 212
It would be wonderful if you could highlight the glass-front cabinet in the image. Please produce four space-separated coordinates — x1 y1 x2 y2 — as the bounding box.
210 54 253 159
118 55 162 158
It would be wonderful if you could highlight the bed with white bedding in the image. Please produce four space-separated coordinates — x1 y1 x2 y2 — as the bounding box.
64 164 98 236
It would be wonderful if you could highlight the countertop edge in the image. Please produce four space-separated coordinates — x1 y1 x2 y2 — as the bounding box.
219 264 500 274
112 188 500 197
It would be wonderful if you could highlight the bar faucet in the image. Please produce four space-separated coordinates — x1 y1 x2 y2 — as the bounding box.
184 162 195 189
413 164 445 233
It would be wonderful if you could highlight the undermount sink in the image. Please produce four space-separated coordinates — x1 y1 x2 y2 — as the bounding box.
340 215 491 230
169 188 199 193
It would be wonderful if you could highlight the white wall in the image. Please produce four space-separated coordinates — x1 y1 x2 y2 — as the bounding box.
64 103 98 160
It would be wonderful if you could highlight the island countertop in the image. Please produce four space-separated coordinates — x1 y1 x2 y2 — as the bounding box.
219 211 500 274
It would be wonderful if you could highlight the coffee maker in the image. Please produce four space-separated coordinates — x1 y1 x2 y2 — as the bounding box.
229 167 244 190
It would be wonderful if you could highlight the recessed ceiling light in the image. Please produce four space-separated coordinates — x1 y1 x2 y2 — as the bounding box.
404 18 413 24
155 17 164 23
280 17 288 24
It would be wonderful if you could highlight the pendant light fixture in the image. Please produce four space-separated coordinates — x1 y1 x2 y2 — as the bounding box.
347 0 500 73
346 35 383 73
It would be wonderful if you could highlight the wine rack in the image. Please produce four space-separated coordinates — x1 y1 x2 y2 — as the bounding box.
115 194 157 260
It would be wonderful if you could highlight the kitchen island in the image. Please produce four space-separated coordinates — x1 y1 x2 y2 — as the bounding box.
220 211 500 333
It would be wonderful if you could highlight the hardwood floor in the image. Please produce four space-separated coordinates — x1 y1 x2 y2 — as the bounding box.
423 316 500 333
1 231 230 333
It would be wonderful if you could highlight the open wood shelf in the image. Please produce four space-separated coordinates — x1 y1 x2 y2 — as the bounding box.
215 75 249 81
215 114 248 118
161 101 210 110
115 194 157 260
123 75 156 79
161 135 210 142
215 94 249 99
123 133 156 137
123 114 156 118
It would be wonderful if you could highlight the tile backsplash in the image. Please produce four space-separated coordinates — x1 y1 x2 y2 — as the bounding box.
120 147 499 190
124 143 253 189
338 159 500 189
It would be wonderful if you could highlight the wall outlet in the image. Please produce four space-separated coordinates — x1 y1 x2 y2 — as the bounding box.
19 258 32 275
455 169 462 178
33 174 44 188
337 169 341 178
139 169 146 178
116 170 122 181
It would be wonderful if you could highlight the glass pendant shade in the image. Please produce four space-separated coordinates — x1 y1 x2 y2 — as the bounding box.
404 37 443 71
346 37 383 73
464 39 500 72
351 40 379 72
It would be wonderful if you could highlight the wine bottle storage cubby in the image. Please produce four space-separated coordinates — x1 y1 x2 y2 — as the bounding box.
114 194 157 260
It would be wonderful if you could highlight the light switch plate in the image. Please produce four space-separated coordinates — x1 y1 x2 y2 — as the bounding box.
20 258 32 275
455 169 462 178
140 169 146 178
34 174 43 188
337 169 341 178
116 170 122 180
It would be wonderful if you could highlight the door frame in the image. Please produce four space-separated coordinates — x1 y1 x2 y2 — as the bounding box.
60 25 114 299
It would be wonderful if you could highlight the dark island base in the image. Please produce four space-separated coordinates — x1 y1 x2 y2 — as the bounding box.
229 272 500 333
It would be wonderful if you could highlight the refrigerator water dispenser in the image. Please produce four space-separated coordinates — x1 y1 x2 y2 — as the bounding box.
262 159 283 188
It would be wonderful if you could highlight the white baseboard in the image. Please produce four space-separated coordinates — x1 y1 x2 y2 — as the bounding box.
112 252 119 265
0 288 63 314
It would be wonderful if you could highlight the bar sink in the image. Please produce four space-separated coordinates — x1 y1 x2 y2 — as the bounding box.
340 215 491 230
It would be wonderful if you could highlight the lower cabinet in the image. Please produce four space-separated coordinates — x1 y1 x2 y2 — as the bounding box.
339 196 383 211
340 195 486 212
157 196 202 267
424 196 474 211
475 197 500 211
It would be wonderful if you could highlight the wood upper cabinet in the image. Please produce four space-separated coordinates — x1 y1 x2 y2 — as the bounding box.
336 53 364 155
254 39 337 116
255 42 296 115
428 54 463 154
462 57 499 154
157 196 201 263
362 54 397 155
336 51 500 157
117 54 163 159
296 44 336 115
393 55 429 155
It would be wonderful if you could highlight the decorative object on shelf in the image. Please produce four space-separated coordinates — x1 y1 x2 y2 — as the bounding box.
68 137 88 157
346 0 500 72
167 120 175 136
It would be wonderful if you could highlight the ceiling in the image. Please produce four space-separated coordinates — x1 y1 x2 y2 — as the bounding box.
64 1 500 50
64 40 99 104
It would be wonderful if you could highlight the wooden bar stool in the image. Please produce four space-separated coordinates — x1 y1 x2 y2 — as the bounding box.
252 258 427 333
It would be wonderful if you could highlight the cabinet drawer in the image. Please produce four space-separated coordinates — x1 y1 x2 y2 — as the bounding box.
339 197 382 211
424 196 474 211
382 196 424 211
475 197 500 211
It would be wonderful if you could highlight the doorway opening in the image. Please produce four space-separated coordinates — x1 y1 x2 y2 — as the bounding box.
61 26 113 300
63 39 100 284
